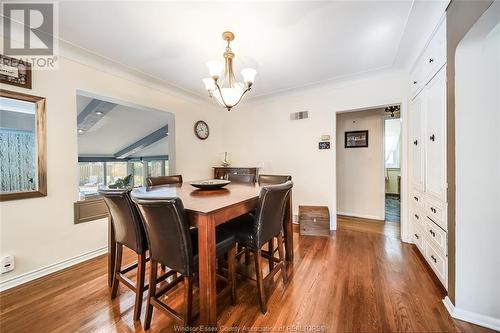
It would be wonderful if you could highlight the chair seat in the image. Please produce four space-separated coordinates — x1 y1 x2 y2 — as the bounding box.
220 214 257 249
191 227 236 269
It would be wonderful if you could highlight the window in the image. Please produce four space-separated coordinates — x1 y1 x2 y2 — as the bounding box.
78 162 104 196
106 162 128 185
78 156 168 197
385 118 401 169
147 160 164 177
131 161 144 187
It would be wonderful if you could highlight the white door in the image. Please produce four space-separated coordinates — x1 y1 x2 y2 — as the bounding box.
425 68 447 202
410 91 425 191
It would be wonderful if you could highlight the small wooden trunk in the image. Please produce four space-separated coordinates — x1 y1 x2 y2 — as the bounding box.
299 206 330 236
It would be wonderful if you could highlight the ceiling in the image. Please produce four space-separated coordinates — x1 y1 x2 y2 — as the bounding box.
59 1 448 100
77 95 170 157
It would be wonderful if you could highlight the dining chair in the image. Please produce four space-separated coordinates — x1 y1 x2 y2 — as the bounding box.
257 174 292 270
228 173 256 183
132 197 237 329
146 174 183 186
257 174 292 185
222 181 293 313
99 188 149 322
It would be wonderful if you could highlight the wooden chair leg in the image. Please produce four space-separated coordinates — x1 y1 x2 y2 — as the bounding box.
134 252 146 321
183 276 193 326
277 233 288 285
267 240 274 271
228 246 237 305
253 249 267 314
144 260 158 330
111 244 123 298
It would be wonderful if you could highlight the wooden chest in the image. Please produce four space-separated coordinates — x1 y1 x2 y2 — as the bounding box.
299 206 330 236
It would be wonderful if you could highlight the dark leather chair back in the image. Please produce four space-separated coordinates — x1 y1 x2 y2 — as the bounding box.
133 198 194 276
228 174 255 183
99 189 147 253
146 175 183 186
258 174 291 185
254 181 293 248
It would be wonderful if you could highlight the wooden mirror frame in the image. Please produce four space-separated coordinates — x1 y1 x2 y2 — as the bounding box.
0 89 47 201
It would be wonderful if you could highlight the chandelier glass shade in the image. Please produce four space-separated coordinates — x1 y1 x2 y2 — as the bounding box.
202 31 256 111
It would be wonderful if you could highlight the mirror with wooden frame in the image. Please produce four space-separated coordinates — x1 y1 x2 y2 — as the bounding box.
0 89 47 201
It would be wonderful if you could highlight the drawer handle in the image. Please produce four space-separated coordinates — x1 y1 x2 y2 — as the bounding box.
414 214 419 220
430 134 435 141
414 196 419 202
429 229 436 237
430 255 437 263
429 58 434 63
413 140 418 146
414 233 419 239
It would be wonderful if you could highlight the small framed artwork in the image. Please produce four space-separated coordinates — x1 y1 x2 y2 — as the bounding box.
0 55 32 89
345 130 368 148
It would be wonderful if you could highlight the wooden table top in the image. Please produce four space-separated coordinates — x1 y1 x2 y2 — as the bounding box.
131 181 262 214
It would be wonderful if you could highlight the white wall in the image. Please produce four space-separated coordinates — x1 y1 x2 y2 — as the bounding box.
336 109 385 220
0 52 225 286
454 2 500 325
222 69 409 231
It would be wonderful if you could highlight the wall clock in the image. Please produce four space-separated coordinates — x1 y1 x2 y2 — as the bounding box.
194 120 209 140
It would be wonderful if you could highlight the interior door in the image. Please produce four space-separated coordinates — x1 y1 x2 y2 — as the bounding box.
424 68 447 202
410 91 425 192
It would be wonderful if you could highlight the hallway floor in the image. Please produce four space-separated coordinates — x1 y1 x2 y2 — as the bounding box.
385 195 400 222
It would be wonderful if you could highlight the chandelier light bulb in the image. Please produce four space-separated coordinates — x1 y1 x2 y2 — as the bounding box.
241 68 257 85
202 78 215 91
206 60 223 79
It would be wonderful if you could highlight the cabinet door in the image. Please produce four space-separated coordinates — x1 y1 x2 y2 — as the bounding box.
425 68 447 202
410 92 425 191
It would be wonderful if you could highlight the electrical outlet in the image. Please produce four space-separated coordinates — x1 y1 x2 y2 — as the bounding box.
1 255 15 273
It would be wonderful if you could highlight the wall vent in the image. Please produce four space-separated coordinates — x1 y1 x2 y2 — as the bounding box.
290 111 309 120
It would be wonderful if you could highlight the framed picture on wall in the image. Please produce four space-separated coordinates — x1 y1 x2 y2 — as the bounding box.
345 130 368 148
0 55 32 89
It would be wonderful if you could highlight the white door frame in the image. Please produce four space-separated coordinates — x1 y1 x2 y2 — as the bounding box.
332 101 410 243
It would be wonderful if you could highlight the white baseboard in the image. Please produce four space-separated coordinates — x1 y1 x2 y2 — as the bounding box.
0 246 107 292
443 296 500 331
337 211 385 221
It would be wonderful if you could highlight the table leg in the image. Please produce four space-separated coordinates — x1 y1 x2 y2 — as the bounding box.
284 192 294 262
197 214 217 327
108 217 116 288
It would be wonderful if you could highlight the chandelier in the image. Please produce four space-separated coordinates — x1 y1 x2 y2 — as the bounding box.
202 31 256 111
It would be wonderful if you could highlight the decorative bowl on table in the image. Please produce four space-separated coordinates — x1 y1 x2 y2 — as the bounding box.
190 179 231 190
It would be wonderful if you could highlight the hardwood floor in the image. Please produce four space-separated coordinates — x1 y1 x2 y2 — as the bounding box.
0 223 494 333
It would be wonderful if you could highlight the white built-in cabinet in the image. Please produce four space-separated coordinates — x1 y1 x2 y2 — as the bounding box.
409 17 448 289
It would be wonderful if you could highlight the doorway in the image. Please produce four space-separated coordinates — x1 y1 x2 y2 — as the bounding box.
335 105 403 239
384 117 402 223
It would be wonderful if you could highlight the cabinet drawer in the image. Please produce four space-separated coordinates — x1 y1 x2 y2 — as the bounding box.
411 191 425 209
425 217 447 254
425 241 447 288
411 207 426 230
425 200 447 230
412 225 425 254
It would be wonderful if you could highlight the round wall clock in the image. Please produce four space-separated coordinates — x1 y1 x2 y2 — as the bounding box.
194 120 209 140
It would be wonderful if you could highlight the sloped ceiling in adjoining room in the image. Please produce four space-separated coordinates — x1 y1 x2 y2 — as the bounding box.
59 1 449 100
77 95 170 158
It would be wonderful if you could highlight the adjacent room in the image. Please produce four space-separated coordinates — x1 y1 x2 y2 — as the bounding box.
1 1 499 333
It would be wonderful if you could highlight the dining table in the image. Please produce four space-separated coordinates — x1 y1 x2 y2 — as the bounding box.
107 181 293 327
